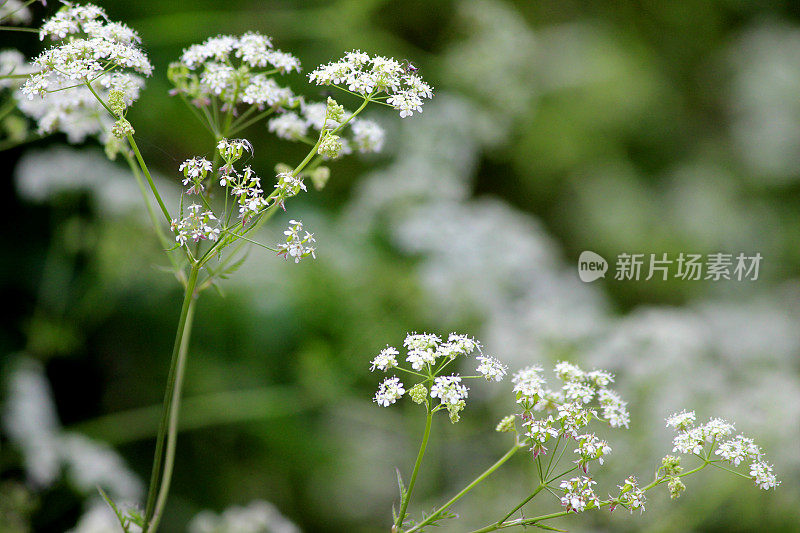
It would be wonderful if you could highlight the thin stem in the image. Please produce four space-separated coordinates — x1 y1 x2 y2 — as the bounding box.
0 26 39 32
149 297 197 532
123 150 181 270
497 483 546 525
127 133 173 224
405 442 523 533
395 410 433 531
142 264 200 533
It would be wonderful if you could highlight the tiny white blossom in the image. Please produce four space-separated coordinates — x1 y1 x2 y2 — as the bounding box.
370 346 399 372
554 361 584 382
430 375 468 406
476 356 507 382
666 410 696 431
749 460 779 490
672 427 705 455
715 435 761 466
374 377 405 407
559 476 599 513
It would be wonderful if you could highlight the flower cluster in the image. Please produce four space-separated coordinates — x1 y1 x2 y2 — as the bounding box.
269 98 385 157
170 204 220 247
168 33 299 110
370 332 503 423
665 410 779 490
276 219 316 263
559 476 599 513
613 476 646 513
23 3 151 99
17 3 148 144
309 50 433 118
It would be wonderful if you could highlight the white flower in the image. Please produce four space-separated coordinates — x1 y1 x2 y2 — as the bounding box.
404 332 441 351
268 112 308 140
309 50 433 117
700 417 735 442
559 476 599 513
597 388 630 429
430 375 468 406
672 427 705 455
585 370 614 388
276 220 316 263
374 377 405 407
350 118 385 153
171 33 299 109
749 460 779 490
370 346 399 371
512 365 545 404
476 355 507 382
715 435 761 466
406 348 436 370
171 205 220 247
616 476 646 513
188 500 299 533
524 416 559 457
554 361 585 382
556 402 594 438
666 409 696 431
574 433 611 472
563 381 595 404
180 157 212 179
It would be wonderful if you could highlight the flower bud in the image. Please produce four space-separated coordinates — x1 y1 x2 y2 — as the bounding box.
408 383 427 404
112 118 134 139
318 132 342 159
495 414 516 433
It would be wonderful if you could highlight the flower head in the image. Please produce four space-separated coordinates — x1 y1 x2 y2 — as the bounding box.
374 377 405 407
309 50 433 118
276 220 316 263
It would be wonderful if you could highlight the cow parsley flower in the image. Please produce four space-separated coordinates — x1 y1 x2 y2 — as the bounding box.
170 204 220 246
524 416 558 457
749 460 779 490
615 476 646 513
555 361 585 382
715 435 761 466
672 427 705 455
700 417 735 442
666 410 696 431
574 433 611 472
597 388 630 429
512 366 546 405
374 377 405 407
168 33 299 111
309 50 433 117
476 355 507 382
559 476 599 513
406 348 437 371
370 346 399 371
276 219 316 263
430 375 468 406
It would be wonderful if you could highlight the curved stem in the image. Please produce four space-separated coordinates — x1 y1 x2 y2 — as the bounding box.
405 442 523 533
142 264 201 533
149 297 197 531
395 410 433 531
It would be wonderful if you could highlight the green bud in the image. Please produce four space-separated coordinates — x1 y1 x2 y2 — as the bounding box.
661 455 682 476
408 383 427 404
325 96 345 122
112 118 134 139
318 132 342 159
668 477 685 499
108 89 126 117
104 135 124 161
495 414 516 433
310 166 330 191
447 400 465 424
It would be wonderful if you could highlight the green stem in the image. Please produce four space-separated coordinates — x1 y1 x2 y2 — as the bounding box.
123 150 181 270
0 26 38 32
149 297 197 532
142 264 200 533
405 442 523 533
497 483 546 525
395 410 433 531
127 133 173 224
